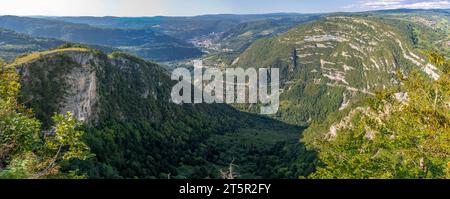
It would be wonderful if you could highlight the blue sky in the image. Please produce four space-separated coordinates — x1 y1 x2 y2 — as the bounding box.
0 0 449 16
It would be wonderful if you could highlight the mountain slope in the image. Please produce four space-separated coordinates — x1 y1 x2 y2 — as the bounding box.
0 16 202 61
11 47 315 179
369 10 450 57
302 52 450 179
0 28 118 62
199 15 321 68
233 15 439 125
216 15 320 53
0 28 64 61
45 14 319 40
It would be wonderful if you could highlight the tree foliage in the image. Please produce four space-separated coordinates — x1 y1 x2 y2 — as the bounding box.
0 59 90 179
306 53 450 179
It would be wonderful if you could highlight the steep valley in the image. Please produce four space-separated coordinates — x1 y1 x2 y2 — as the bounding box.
0 9 448 180
10 47 315 179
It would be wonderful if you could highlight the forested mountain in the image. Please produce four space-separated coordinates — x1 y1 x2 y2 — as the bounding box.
0 9 448 180
0 28 64 61
9 46 315 179
200 15 322 67
44 14 318 40
0 16 202 61
303 51 449 179
296 11 450 178
42 14 323 66
231 14 443 125
215 16 319 52
0 28 118 62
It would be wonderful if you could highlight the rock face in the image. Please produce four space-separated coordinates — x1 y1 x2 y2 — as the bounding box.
17 50 100 124
15 48 176 127
58 52 98 123
59 61 97 123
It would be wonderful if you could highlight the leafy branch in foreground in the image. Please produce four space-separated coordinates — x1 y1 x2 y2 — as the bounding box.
305 52 449 179
0 59 91 179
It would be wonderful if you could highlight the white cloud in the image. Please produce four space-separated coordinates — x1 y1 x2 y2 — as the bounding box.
345 0 450 10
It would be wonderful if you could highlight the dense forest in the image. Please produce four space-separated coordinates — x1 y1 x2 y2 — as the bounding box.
0 9 449 179
303 52 449 179
1 46 317 179
0 58 90 178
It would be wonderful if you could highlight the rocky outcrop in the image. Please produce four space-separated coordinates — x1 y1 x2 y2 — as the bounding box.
59 52 99 123
17 50 99 124
59 63 97 123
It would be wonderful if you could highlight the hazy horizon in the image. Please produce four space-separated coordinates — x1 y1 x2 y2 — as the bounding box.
1 9 446 18
0 0 449 17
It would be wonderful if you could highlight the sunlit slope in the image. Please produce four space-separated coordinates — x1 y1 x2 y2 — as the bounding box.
234 16 439 124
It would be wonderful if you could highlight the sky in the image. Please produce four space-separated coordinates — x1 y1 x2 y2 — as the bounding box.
0 0 449 17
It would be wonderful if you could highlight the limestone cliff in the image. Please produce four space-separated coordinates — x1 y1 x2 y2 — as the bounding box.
16 49 100 125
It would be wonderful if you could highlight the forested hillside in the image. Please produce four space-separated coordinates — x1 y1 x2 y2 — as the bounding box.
303 52 449 179
222 11 449 178
201 15 321 67
0 28 118 62
0 28 64 61
0 57 90 179
47 14 318 40
0 16 202 61
9 46 315 179
0 9 448 180
232 15 442 125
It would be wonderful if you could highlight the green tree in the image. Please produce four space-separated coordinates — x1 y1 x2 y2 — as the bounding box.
0 59 90 179
306 53 450 179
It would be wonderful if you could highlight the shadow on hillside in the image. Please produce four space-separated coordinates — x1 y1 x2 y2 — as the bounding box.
179 103 318 179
